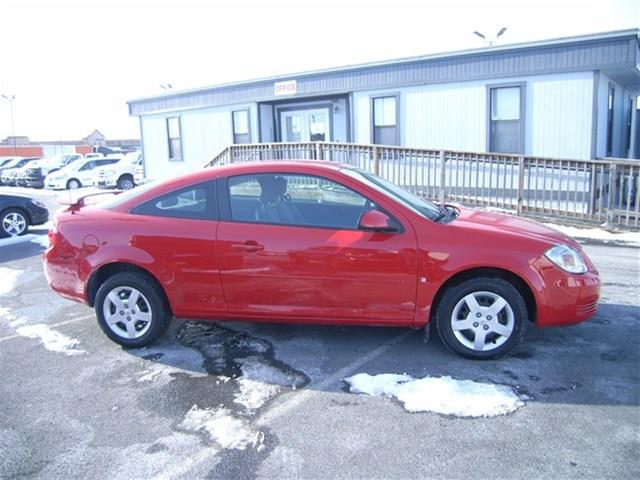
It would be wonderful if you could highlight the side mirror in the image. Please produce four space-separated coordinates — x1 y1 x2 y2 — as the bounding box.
358 210 396 232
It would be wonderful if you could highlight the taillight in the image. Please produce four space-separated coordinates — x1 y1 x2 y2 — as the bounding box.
48 224 58 249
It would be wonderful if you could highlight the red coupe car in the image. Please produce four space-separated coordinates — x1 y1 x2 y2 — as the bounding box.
44 161 600 359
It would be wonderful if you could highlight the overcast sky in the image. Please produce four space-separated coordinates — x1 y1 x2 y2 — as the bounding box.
0 0 637 141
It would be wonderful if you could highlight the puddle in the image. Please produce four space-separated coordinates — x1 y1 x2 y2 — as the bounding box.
176 321 309 389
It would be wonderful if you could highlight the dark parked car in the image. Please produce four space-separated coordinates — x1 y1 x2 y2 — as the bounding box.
0 157 40 186
0 193 49 237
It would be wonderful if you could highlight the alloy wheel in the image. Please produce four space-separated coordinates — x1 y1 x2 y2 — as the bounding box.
102 286 153 339
2 211 27 236
450 290 515 352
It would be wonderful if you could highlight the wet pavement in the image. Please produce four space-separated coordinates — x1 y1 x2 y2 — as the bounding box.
0 237 638 479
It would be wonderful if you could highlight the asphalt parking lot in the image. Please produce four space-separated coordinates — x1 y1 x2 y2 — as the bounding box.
0 192 639 479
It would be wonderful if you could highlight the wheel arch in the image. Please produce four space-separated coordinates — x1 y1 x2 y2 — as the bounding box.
430 267 537 324
86 261 171 313
1 205 32 223
66 177 81 189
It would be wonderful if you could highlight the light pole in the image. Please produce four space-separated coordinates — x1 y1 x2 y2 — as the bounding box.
473 27 508 46
1 94 17 156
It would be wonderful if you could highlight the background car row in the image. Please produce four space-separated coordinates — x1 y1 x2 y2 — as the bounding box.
0 151 144 191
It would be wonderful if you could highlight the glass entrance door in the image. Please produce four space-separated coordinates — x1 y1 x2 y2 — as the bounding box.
280 108 330 142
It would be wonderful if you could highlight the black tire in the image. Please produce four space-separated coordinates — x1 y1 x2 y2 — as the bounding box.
435 277 527 360
67 178 81 189
117 175 135 190
94 272 172 348
0 208 29 238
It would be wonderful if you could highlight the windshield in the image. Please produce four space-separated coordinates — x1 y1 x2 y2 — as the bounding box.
2 158 22 168
342 168 442 221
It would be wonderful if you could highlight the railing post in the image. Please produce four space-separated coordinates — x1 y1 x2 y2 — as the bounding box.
439 150 447 204
315 142 321 161
606 163 618 226
517 156 525 216
372 146 379 175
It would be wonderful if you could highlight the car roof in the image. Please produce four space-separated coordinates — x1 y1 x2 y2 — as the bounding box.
184 160 345 182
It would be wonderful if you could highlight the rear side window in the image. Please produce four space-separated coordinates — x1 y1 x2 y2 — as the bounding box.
130 182 217 220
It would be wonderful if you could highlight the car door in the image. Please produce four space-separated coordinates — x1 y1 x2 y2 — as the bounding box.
76 160 96 184
129 181 223 318
216 171 418 324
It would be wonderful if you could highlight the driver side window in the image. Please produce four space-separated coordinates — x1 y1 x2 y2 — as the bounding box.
228 173 372 230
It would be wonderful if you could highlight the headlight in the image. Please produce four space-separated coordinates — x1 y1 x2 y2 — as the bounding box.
31 199 47 209
544 245 587 274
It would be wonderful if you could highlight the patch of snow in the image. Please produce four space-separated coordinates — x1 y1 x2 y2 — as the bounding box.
544 223 640 247
15 324 86 356
345 373 525 418
137 363 208 386
30 234 49 248
181 405 262 450
0 234 35 248
234 378 280 411
0 267 22 296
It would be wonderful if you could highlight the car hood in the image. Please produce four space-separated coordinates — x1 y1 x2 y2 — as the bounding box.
48 164 77 176
451 207 581 250
0 192 33 201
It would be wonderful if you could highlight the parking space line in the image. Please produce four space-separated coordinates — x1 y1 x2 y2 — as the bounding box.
0 313 95 343
152 329 414 480
256 329 414 427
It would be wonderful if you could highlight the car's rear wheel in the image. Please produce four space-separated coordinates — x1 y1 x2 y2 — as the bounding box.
67 178 81 189
1 209 29 237
95 272 171 348
435 277 527 359
117 175 134 190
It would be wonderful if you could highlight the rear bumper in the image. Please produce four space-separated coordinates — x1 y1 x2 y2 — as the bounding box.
96 179 117 189
25 177 45 188
43 252 87 305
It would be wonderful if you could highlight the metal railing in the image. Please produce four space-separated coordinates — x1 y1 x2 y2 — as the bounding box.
205 142 640 229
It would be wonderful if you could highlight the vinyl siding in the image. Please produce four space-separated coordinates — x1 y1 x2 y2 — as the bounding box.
354 72 595 159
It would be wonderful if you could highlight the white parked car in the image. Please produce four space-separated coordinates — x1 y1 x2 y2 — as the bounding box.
45 156 122 190
94 151 142 190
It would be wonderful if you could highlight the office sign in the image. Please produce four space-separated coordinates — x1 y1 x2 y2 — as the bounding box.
274 80 297 96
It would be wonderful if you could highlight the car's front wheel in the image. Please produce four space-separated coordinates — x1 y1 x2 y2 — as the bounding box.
435 277 527 359
94 272 171 348
1 208 29 237
66 178 81 189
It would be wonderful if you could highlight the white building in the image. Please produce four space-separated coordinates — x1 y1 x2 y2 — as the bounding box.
128 30 640 180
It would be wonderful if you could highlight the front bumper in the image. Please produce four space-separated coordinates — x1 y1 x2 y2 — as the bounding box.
30 208 49 226
533 259 601 327
45 179 66 190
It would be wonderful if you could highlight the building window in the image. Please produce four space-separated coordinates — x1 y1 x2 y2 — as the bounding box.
489 85 523 154
232 110 250 144
167 117 182 161
606 84 615 157
372 96 399 145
